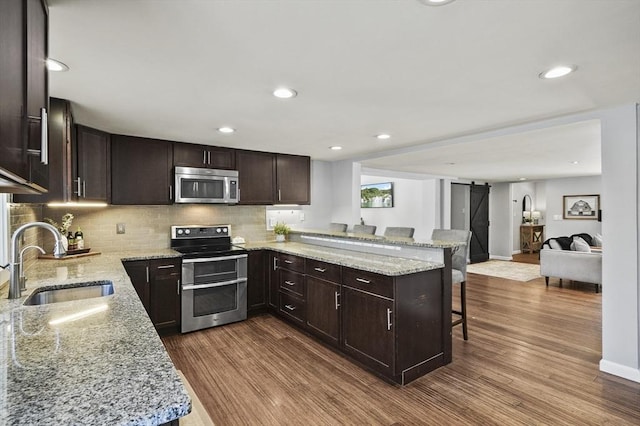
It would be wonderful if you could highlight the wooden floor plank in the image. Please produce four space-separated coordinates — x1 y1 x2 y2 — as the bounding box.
163 274 640 425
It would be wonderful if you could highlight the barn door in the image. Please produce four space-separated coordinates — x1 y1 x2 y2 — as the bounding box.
469 183 490 263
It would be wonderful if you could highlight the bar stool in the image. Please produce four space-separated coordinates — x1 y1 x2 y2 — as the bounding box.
383 227 415 238
353 224 377 234
431 229 472 340
329 223 348 232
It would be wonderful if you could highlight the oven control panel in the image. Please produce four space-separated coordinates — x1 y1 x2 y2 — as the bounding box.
171 225 231 239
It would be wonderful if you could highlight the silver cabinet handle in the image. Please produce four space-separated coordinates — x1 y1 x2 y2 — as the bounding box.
387 308 392 331
157 264 175 269
314 267 326 273
273 257 278 270
40 108 48 164
278 189 282 201
82 180 86 198
335 291 340 310
203 150 207 165
75 177 82 196
208 151 211 165
145 266 149 283
284 280 295 286
284 260 293 264
177 279 180 295
284 304 296 311
169 185 172 201
356 278 371 284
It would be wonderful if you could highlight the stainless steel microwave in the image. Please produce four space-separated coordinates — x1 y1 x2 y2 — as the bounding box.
174 166 239 204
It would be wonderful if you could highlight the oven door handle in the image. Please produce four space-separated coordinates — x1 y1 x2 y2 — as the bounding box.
182 278 247 291
182 254 248 264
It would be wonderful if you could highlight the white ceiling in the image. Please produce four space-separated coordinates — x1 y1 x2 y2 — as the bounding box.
47 0 640 183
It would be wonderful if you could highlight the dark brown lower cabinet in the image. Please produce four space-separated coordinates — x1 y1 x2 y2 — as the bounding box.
247 250 267 314
123 258 181 333
342 286 394 375
306 275 340 346
268 250 451 385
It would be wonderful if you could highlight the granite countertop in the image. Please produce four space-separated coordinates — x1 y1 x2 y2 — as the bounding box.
243 241 445 276
287 228 463 249
0 249 190 426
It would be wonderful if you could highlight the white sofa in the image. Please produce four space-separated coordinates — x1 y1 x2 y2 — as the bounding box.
540 248 602 292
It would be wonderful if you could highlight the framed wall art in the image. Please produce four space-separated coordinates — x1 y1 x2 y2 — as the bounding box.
361 182 394 208
563 194 600 220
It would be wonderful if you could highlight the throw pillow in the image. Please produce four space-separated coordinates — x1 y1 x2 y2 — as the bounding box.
594 233 603 247
571 236 591 252
549 239 562 250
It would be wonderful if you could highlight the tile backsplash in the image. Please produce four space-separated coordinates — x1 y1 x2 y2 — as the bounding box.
36 204 270 253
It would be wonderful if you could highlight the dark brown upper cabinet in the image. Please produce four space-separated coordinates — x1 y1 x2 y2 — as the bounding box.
111 135 173 205
13 98 74 203
75 125 111 202
0 0 49 193
236 150 276 205
276 154 310 205
237 151 311 205
173 143 235 170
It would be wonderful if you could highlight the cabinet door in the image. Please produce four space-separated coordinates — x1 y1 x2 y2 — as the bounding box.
0 0 27 179
174 143 236 169
247 250 267 313
76 125 110 202
342 287 394 374
111 135 173 205
149 259 181 331
268 252 279 309
24 0 49 189
12 97 73 203
306 276 340 346
236 150 275 204
276 154 310 205
122 260 150 313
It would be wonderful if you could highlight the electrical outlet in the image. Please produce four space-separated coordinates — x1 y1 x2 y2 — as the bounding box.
116 223 126 234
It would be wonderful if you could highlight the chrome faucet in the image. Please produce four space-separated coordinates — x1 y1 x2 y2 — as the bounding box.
9 222 66 299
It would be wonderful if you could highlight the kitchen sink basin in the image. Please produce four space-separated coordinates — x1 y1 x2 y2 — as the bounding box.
23 281 114 306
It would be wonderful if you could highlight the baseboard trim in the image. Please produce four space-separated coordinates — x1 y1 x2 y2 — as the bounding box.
600 359 640 383
490 255 513 261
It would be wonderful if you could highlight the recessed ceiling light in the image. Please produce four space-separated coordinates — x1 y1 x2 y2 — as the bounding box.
46 58 69 72
445 162 456 165
570 160 579 164
539 65 577 79
416 0 456 6
418 0 454 6
330 146 342 150
273 88 297 99
519 177 527 181
218 127 235 134
376 134 391 140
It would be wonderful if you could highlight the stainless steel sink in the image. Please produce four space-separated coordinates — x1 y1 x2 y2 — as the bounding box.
23 281 114 306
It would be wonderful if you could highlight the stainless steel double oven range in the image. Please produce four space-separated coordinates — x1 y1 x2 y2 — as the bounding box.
171 225 248 333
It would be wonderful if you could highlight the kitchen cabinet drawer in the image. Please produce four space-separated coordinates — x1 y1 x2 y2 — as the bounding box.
279 269 305 298
279 291 305 324
305 259 341 283
343 267 393 299
279 253 305 273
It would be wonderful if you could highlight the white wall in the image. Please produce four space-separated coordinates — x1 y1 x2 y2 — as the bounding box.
543 176 602 239
299 160 334 229
599 103 640 382
360 175 437 240
330 160 361 228
489 182 512 259
451 184 470 231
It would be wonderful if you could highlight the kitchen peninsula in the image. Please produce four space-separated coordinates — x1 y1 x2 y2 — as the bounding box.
0 229 459 424
244 229 459 385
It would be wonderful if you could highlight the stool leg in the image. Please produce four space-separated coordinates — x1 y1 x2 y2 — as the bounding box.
461 280 468 340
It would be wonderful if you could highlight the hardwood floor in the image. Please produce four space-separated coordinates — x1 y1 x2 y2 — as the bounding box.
511 252 540 265
162 274 640 425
